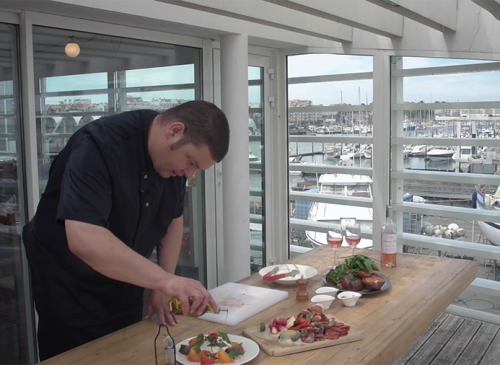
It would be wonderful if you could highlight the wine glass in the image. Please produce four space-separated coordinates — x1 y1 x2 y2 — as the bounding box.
345 223 361 257
327 226 343 270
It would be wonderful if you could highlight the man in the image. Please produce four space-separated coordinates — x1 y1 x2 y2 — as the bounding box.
22 100 230 361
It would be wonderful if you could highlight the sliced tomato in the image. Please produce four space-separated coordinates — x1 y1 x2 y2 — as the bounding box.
200 351 217 365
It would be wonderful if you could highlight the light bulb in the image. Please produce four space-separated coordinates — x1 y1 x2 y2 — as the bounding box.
65 42 80 58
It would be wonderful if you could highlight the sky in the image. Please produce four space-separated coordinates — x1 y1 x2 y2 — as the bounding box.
287 54 500 105
42 55 500 106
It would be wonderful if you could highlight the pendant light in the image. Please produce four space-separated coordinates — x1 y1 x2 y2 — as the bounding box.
65 37 80 58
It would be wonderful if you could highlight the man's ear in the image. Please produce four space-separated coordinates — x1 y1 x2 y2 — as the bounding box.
165 122 185 139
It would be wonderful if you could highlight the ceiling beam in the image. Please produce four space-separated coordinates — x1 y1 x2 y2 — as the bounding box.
471 0 500 21
367 0 457 33
265 0 403 38
157 0 353 43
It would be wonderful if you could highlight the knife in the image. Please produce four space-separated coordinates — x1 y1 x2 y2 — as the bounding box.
263 266 300 281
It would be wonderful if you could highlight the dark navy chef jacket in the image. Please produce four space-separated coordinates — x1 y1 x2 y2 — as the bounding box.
23 109 187 331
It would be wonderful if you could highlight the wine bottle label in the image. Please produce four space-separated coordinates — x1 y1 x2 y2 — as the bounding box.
382 233 397 254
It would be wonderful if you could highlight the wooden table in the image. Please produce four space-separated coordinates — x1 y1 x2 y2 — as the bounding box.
41 247 477 365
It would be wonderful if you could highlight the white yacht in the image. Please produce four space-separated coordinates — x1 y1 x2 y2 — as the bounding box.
305 174 373 249
249 152 260 163
403 146 411 159
324 145 341 159
249 152 261 172
363 145 372 159
410 145 428 157
426 146 455 161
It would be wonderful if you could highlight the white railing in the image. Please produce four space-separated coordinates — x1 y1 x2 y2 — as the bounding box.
392 62 500 77
393 170 500 185
289 163 373 176
289 105 373 113
393 101 500 111
392 137 500 148
392 202 500 224
400 233 500 261
288 72 373 84
289 135 373 143
290 191 372 208
289 218 373 240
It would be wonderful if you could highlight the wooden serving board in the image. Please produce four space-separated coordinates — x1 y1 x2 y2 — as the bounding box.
242 325 364 357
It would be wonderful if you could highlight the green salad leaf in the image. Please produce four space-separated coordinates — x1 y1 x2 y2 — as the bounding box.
217 331 231 344
345 255 379 272
228 351 244 359
326 255 379 284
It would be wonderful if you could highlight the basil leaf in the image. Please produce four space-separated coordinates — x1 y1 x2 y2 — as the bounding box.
217 331 231 344
228 351 243 359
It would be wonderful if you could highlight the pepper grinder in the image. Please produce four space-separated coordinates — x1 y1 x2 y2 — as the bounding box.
296 277 309 302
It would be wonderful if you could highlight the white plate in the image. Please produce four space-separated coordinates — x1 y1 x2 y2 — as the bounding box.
175 334 259 365
259 264 318 286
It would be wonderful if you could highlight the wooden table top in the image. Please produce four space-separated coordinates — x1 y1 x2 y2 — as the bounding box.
41 247 477 365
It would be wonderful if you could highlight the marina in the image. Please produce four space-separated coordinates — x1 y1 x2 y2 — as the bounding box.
250 117 500 307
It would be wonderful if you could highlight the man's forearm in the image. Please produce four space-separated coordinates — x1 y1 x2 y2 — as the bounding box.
158 216 184 273
66 220 171 292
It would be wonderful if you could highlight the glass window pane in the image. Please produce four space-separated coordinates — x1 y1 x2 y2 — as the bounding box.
288 54 374 258
0 23 32 364
44 73 108 93
249 68 265 272
125 65 195 87
121 90 195 112
288 54 373 78
403 71 500 103
248 66 262 81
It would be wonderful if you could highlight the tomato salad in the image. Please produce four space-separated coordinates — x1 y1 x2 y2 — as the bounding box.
179 332 244 364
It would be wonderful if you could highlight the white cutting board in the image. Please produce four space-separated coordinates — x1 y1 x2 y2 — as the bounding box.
199 282 288 325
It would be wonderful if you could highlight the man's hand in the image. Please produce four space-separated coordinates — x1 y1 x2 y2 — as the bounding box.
145 290 179 326
161 276 219 317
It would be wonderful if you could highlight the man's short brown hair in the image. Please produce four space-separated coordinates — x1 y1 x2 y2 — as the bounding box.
159 100 230 162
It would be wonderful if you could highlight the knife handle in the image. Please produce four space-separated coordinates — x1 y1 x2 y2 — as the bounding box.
263 273 286 281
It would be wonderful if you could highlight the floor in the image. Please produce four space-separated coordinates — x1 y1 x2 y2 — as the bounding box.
395 313 500 365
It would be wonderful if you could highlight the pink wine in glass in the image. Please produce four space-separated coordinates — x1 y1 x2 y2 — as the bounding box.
327 237 343 249
345 235 361 247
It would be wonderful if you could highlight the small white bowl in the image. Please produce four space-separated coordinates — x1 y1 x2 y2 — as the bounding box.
337 291 362 307
316 287 340 296
311 295 336 310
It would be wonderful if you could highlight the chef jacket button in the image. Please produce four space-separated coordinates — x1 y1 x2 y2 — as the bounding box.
144 174 148 179
145 202 149 207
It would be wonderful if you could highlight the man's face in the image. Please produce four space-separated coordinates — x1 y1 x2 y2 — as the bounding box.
149 120 217 179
